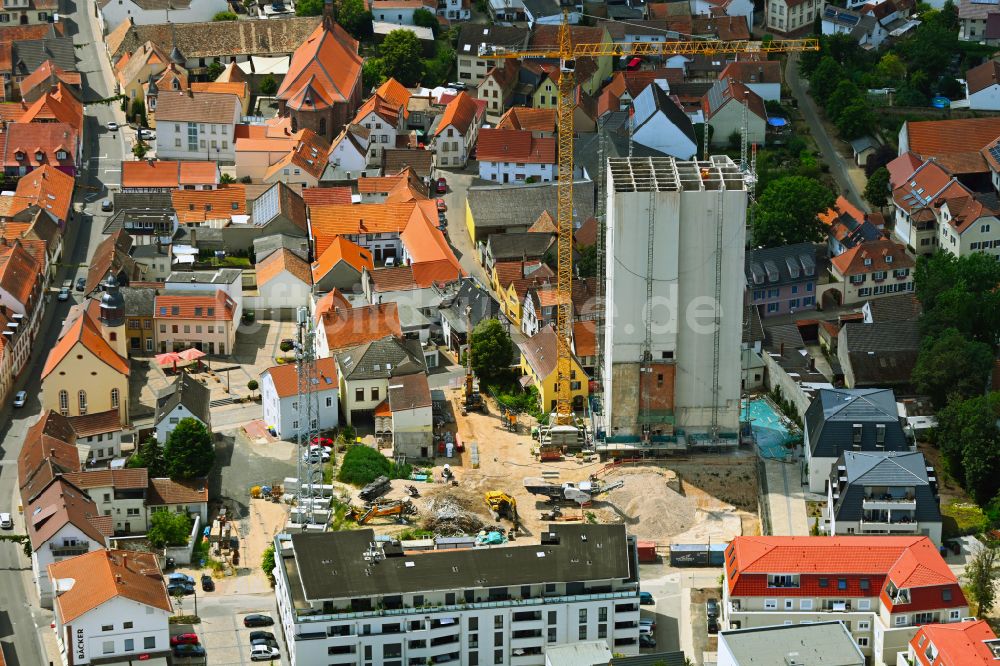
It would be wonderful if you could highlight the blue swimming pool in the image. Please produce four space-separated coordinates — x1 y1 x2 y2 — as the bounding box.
742 398 797 460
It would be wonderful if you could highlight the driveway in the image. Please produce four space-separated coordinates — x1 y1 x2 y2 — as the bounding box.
437 165 491 287
171 593 285 666
786 53 870 213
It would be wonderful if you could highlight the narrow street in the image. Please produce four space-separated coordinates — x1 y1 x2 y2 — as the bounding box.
0 0 127 663
786 53 871 213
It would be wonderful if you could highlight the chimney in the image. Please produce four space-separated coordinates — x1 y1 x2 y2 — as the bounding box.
115 574 122 583
779 342 785 356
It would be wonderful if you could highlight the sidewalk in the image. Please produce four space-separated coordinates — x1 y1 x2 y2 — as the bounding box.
763 458 811 536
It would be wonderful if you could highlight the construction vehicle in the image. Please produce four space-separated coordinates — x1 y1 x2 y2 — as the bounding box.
359 476 391 503
463 306 484 414
480 11 819 432
347 499 417 524
523 477 626 506
484 491 519 523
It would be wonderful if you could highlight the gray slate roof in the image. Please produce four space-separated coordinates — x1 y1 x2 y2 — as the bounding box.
839 321 920 387
336 336 425 381
439 278 503 336
805 388 908 458
632 83 696 148
155 372 212 429
745 243 818 288
119 287 156 317
522 0 561 19
864 293 922 323
12 37 76 75
830 451 941 525
106 192 174 233
467 181 595 233
287 523 630 600
387 373 432 412
486 232 554 261
253 234 310 263
166 268 242 285
456 23 530 55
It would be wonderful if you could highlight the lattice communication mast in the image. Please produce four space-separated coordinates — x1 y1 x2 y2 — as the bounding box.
293 305 323 526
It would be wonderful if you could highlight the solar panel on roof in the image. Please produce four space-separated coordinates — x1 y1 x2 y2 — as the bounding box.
838 12 860 24
989 145 1000 163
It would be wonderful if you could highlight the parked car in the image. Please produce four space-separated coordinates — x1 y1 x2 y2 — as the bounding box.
170 634 200 647
250 645 280 661
75 277 86 291
12 390 27 408
708 616 719 634
57 286 70 301
167 582 195 596
0 513 12 530
435 177 447 194
302 447 331 463
61 279 72 289
243 614 274 628
639 618 655 631
107 121 119 132
385 256 396 268
446 81 466 90
251 638 280 650
172 643 205 658
139 129 155 140
167 573 195 585
706 598 719 618
639 634 656 648
639 591 654 605
101 199 113 212
638 622 653 636
249 631 275 643
436 198 447 212
200 574 214 592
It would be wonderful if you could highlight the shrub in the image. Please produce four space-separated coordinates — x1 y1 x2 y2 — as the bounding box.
148 511 193 548
337 445 410 485
261 544 276 585
279 340 294 353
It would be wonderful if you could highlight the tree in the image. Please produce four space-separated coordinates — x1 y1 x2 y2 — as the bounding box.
261 544 276 585
148 511 193 548
864 167 890 210
338 0 373 39
132 141 149 159
206 61 225 81
220 172 236 184
895 84 928 107
835 102 875 140
422 41 455 87
752 176 835 247
963 543 999 616
337 444 392 485
247 379 259 398
934 393 1000 501
874 53 906 86
163 418 215 480
864 145 896 177
825 79 863 121
576 243 597 278
808 56 845 104
296 0 323 14
939 75 963 100
470 318 514 386
379 30 424 86
727 130 742 150
363 58 387 90
913 329 994 409
915 252 1000 345
213 10 238 20
412 8 438 36
129 98 146 126
128 437 167 477
259 74 278 96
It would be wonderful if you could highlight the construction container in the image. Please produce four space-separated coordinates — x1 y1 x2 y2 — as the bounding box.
669 543 728 567
637 540 658 563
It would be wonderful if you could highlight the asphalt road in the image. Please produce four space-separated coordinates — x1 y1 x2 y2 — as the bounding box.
0 1 126 663
786 53 870 214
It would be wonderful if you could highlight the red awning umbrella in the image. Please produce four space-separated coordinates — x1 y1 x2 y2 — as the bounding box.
155 352 182 372
178 348 206 361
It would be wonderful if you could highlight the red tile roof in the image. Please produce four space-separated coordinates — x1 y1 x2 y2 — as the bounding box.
13 164 74 223
830 239 914 277
0 122 78 172
302 186 353 206
477 128 556 164
370 265 419 292
41 309 130 380
911 621 998 666
891 160 964 213
171 185 247 223
886 151 924 188
0 239 42 309
121 160 218 189
50 550 171 623
719 60 782 85
703 79 767 121
257 247 313 286
941 194 999 233
435 91 482 136
314 288 351 319
146 477 209 506
319 302 402 352
573 320 596 358
311 235 373 281
25 477 110 550
309 202 417 253
497 107 557 134
965 59 1000 95
264 128 331 181
906 118 1000 157
263 357 338 398
18 83 83 130
19 60 81 99
277 19 362 111
154 291 236 321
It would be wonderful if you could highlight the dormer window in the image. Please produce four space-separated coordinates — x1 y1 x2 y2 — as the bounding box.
172 79 180 91
886 255 893 264
14 151 25 161
863 258 872 266
34 151 43 161
56 150 67 160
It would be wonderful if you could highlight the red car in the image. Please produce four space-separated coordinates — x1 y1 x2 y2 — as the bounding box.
311 436 334 448
435 177 447 194
170 633 200 647
436 198 447 212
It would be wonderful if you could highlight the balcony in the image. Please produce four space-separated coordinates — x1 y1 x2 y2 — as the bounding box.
862 495 916 510
767 575 801 589
50 542 90 557
511 634 543 650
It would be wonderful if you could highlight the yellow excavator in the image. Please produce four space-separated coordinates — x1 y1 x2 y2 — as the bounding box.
347 499 417 524
484 491 518 523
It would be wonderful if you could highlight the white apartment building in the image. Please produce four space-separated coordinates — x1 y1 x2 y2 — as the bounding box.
153 92 242 164
601 156 746 441
273 524 641 666
937 196 1000 259
723 536 968 666
164 268 244 325
63 469 150 535
260 357 340 440
49 549 172 666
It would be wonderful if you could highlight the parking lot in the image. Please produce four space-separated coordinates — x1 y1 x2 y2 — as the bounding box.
170 600 286 665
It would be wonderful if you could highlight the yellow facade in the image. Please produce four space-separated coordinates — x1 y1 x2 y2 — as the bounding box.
489 265 524 327
519 350 589 413
42 341 129 425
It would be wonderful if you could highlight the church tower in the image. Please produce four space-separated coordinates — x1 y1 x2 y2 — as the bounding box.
99 275 129 359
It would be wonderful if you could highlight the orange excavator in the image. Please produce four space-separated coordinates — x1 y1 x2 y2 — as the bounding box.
347 499 417 524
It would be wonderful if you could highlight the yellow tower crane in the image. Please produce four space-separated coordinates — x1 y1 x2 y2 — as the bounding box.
480 16 817 427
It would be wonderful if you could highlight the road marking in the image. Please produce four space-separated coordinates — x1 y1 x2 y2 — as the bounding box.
103 169 121 173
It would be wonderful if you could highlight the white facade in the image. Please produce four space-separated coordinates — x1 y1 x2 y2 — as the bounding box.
257 271 312 312
35 525 108 608
632 107 698 160
328 131 369 177
339 376 391 425
479 160 556 183
260 373 340 440
77 429 125 464
357 109 403 166
164 271 244 325
53 595 171 666
154 115 240 164
602 156 746 437
98 0 228 31
434 120 482 169
938 209 1000 258
372 2 431 25
390 404 433 457
692 0 755 28
438 0 471 20
154 404 207 443
85 483 148 534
